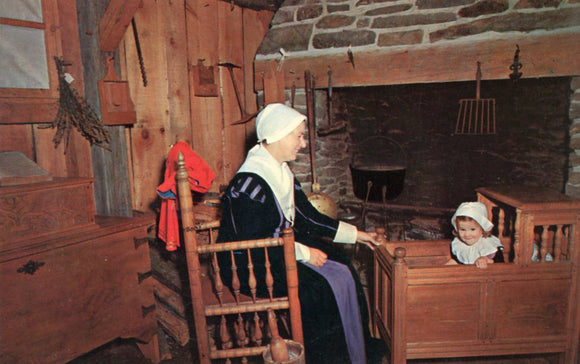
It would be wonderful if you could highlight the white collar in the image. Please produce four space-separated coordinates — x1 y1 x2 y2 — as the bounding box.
238 144 295 223
452 236 502 264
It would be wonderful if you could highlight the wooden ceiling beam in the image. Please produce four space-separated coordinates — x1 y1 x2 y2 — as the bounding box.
218 0 282 11
98 0 143 52
254 32 580 91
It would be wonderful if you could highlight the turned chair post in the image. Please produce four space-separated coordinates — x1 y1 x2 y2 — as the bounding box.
282 227 303 345
176 152 212 364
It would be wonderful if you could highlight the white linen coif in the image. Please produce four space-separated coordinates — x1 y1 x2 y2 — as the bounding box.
256 103 306 144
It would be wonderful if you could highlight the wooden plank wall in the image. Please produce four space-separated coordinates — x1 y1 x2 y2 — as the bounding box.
77 0 133 217
120 0 273 213
242 10 274 144
123 0 175 213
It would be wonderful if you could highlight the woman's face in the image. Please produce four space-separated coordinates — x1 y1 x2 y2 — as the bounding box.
456 219 484 246
267 121 307 163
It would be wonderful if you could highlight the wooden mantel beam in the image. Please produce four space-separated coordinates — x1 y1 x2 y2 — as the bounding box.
254 32 580 91
98 0 143 52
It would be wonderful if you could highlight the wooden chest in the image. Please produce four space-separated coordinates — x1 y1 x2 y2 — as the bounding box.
0 215 158 363
0 178 97 249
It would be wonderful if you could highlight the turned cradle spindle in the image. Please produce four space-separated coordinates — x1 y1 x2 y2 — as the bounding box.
565 225 571 259
487 204 494 230
497 207 512 262
498 208 505 237
554 225 563 262
562 225 570 259
513 212 520 264
540 225 549 262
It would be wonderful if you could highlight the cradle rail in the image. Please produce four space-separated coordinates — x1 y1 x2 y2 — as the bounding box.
476 186 578 265
373 186 580 364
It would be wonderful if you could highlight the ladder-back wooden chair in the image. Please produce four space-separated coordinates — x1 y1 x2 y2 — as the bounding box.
175 152 304 364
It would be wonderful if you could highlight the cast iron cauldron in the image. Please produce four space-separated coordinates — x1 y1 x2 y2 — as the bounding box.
350 164 406 202
350 136 406 202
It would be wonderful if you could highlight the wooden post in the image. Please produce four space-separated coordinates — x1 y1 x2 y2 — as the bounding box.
372 227 387 336
566 214 580 364
391 247 407 364
176 152 210 364
520 212 534 267
282 227 303 345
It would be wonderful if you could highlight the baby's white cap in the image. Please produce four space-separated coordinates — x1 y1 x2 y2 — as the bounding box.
451 201 493 232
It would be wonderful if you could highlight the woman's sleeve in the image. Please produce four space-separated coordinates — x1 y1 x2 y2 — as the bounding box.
334 221 357 244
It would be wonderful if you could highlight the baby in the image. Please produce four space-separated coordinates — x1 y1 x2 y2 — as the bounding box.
448 202 503 269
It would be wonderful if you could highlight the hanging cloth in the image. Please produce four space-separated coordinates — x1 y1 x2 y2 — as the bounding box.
157 141 215 251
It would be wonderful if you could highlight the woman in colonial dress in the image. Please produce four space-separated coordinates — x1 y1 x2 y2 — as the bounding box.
216 103 385 364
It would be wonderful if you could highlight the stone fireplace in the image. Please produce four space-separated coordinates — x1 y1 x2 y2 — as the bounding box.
253 0 580 239
281 75 576 239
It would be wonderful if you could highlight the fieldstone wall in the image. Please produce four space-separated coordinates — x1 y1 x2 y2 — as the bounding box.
566 77 580 197
256 0 580 59
281 87 347 197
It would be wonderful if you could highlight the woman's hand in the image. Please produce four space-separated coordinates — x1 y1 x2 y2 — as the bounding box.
356 230 380 250
308 247 327 267
474 256 494 269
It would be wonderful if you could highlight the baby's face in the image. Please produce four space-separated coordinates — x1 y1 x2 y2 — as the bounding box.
457 219 484 246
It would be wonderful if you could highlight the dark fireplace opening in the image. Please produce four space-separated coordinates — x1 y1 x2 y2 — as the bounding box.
309 77 572 239
334 76 572 208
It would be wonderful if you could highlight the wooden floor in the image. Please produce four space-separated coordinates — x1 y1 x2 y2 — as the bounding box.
69 329 569 364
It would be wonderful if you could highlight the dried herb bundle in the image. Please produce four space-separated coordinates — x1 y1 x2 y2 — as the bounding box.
47 57 111 153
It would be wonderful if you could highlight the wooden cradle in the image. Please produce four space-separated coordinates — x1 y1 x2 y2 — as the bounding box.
373 186 580 363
